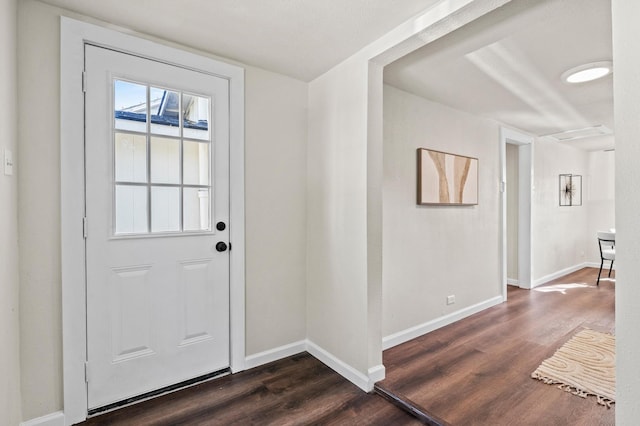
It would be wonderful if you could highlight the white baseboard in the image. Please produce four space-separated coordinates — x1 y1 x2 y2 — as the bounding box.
585 261 616 271
532 263 589 288
507 278 519 286
21 412 65 426
368 364 386 385
306 340 382 392
245 339 384 392
244 340 306 370
382 295 504 350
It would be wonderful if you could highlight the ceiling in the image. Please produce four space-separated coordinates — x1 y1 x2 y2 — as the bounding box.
38 0 613 150
384 0 614 151
38 0 440 82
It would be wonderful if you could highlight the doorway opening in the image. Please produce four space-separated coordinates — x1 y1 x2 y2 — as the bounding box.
501 127 534 295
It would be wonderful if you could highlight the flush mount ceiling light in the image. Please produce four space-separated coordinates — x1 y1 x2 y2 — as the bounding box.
544 125 613 142
562 61 613 84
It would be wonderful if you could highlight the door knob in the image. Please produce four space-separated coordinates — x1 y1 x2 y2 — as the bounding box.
215 242 228 252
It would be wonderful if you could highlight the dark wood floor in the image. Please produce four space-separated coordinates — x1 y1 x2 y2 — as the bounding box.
81 267 614 426
81 352 421 425
377 267 615 426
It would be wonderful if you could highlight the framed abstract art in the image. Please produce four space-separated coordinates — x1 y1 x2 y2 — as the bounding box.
417 148 478 205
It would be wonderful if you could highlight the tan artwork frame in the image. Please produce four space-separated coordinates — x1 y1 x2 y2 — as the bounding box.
417 148 478 205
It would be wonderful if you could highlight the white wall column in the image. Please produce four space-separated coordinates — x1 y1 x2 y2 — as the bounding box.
612 0 640 421
0 0 22 424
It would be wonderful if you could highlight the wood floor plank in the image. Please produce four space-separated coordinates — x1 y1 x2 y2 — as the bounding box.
82 353 422 425
379 267 615 426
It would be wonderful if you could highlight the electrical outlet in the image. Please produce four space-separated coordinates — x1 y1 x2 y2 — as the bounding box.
447 295 455 305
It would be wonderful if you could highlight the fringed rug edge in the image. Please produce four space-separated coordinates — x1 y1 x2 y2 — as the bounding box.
530 371 615 408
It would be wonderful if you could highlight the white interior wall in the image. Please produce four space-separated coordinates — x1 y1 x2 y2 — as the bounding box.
612 0 640 421
531 138 589 284
18 3 64 417
506 143 519 281
245 68 307 355
17 0 308 420
586 150 615 264
306 57 372 375
382 85 502 339
0 0 22 424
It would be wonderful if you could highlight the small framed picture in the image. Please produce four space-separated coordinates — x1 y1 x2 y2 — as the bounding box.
559 174 582 206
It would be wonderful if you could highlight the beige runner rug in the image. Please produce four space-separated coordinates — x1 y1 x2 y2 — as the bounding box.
531 328 615 407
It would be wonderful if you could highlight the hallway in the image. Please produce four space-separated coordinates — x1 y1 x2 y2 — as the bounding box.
377 267 615 425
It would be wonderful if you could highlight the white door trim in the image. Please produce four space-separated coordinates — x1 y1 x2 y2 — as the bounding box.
61 17 245 425
500 126 534 299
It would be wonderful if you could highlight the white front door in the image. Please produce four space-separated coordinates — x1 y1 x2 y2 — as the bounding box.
85 44 230 410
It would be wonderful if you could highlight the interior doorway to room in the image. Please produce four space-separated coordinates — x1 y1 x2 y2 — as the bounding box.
501 128 533 294
506 142 520 286
84 44 231 412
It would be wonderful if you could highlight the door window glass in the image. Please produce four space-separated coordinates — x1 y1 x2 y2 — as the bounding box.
113 79 212 235
151 186 181 232
182 93 210 140
183 188 210 231
114 185 148 234
150 86 180 137
114 80 147 133
150 137 180 184
114 133 147 183
183 141 209 186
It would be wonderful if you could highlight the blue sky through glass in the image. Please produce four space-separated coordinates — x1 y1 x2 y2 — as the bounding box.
114 80 147 112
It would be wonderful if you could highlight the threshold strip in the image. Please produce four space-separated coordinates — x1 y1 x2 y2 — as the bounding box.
374 384 450 426
88 367 231 417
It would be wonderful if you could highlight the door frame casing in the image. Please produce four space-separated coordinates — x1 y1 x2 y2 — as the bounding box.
61 17 245 425
499 126 534 299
